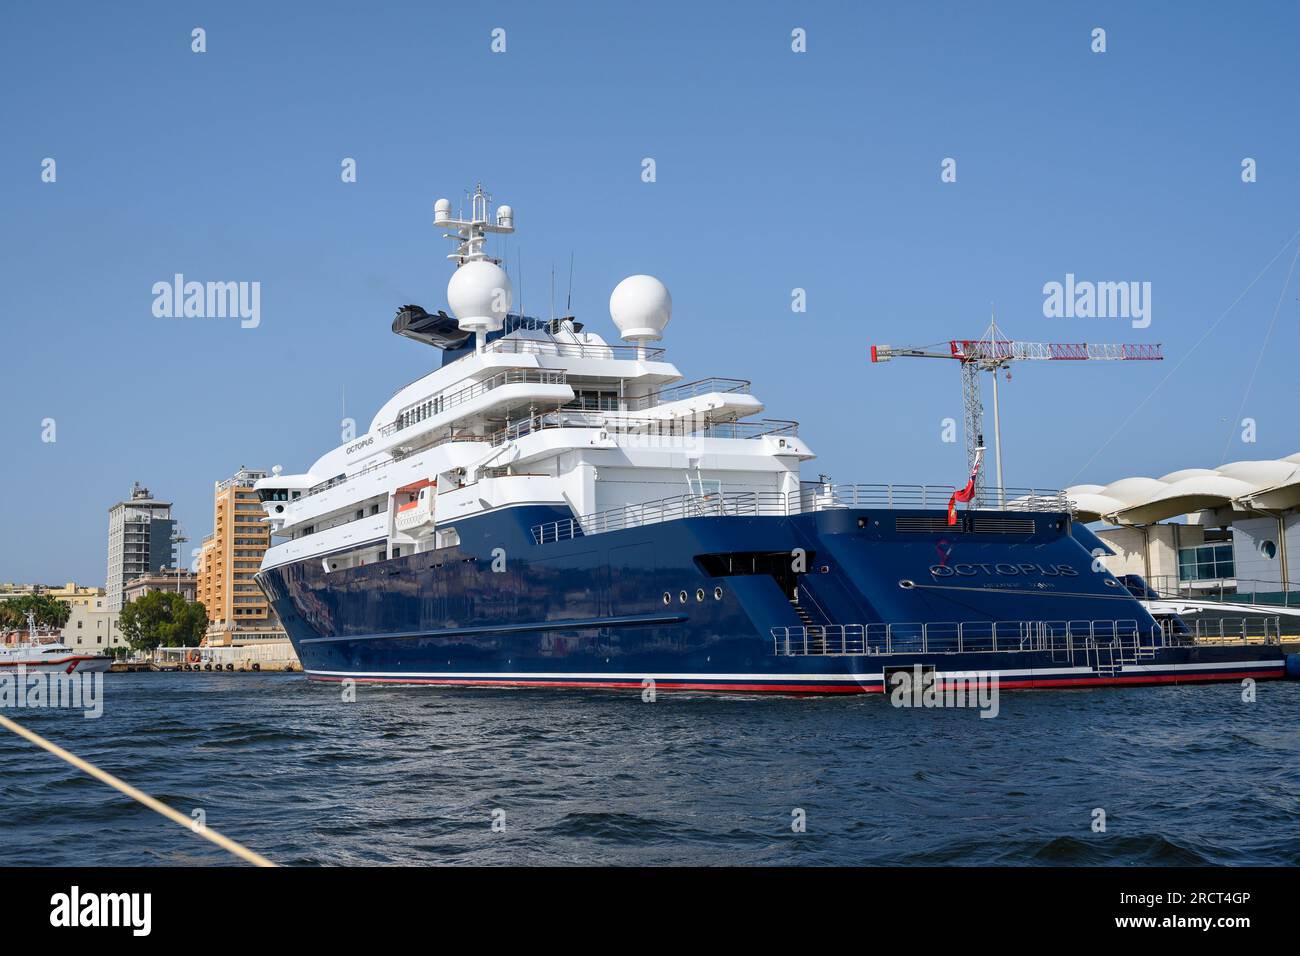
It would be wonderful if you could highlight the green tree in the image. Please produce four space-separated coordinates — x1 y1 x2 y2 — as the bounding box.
0 593 71 630
119 591 208 652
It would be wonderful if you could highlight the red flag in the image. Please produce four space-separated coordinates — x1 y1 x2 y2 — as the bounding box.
946 448 984 526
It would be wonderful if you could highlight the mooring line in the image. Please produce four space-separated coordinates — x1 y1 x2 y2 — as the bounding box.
0 712 277 867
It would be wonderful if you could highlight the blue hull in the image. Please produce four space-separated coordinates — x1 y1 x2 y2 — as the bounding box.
257 506 1288 692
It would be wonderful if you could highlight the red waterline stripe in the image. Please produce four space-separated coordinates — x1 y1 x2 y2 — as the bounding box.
0 657 98 668
1013 669 1283 689
308 675 873 693
305 668 1284 693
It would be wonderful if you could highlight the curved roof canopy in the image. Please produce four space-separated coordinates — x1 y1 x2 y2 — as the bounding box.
1066 453 1300 524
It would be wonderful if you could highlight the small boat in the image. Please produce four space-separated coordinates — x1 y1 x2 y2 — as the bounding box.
0 612 112 675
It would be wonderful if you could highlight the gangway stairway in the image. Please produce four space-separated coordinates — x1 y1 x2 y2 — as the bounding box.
789 583 832 652
790 599 816 629
1091 630 1157 678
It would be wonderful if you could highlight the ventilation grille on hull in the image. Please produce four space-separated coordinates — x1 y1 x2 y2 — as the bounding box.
973 517 1036 535
894 516 1037 535
895 516 956 533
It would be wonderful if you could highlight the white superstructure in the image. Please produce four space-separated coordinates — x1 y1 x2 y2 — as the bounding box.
255 186 813 573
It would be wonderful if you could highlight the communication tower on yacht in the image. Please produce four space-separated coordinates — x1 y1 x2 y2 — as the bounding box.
435 184 516 351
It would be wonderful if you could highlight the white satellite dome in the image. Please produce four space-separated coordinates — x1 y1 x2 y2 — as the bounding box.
447 260 512 334
434 198 452 225
610 274 672 342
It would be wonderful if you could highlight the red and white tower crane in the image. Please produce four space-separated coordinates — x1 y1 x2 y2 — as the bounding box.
870 318 1163 502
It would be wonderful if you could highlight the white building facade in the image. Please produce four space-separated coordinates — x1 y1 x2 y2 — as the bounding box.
1068 454 1300 598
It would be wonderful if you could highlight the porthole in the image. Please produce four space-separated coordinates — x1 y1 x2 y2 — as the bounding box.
899 579 915 589
1260 540 1277 560
662 592 671 605
695 588 705 602
713 586 723 600
679 590 688 604
1104 579 1118 587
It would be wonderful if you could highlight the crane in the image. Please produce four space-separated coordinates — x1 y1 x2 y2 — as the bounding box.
870 318 1162 503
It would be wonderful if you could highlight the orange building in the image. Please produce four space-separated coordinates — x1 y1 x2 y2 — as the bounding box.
196 467 279 641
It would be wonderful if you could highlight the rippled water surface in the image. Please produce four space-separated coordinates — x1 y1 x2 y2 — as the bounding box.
2 674 1298 866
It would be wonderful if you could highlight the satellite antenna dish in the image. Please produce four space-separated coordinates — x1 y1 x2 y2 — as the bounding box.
610 275 672 359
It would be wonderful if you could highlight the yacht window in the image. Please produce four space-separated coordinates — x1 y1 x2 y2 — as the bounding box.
570 388 618 411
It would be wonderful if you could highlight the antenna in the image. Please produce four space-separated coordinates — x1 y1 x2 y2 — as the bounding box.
435 183 515 349
435 183 512 266
566 252 575 314
550 261 555 322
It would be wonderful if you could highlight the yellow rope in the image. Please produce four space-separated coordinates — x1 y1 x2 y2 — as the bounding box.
0 712 277 867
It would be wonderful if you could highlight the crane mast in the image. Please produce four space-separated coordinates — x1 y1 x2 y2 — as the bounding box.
870 319 1162 504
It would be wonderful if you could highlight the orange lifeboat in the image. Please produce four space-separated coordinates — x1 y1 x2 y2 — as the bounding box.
394 478 437 535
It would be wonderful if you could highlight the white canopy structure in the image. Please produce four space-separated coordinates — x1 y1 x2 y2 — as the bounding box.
1066 453 1300 524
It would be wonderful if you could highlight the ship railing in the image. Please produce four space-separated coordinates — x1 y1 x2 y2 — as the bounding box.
1158 616 1283 645
682 419 796 440
531 491 777 544
305 411 794 503
379 368 568 438
771 616 1281 657
484 337 666 361
598 416 795 440
529 483 1073 544
488 410 603 446
492 412 797 448
1142 574 1300 608
788 484 1071 514
622 377 751 411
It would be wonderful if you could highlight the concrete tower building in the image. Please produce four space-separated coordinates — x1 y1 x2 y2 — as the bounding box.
197 467 281 643
105 482 176 612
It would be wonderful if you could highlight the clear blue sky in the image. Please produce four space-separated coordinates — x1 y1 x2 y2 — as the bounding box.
2 1 1297 584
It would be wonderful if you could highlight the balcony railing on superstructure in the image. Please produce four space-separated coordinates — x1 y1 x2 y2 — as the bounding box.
484 337 666 361
380 368 568 438
622 377 751 411
530 484 1073 544
486 411 796 447
301 409 797 502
